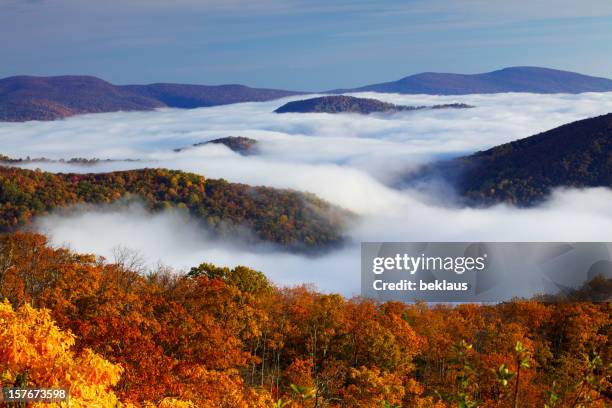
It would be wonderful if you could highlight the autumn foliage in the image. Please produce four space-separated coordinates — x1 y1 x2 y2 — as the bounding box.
0 300 124 407
0 232 609 407
0 166 350 250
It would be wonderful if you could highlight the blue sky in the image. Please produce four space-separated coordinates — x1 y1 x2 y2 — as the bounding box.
2 0 612 90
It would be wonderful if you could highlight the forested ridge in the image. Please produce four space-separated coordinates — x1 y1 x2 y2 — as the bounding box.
412 113 612 206
0 232 610 407
0 166 351 250
274 95 472 114
175 136 259 155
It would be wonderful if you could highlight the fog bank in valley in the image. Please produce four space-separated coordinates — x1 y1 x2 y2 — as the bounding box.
35 187 612 296
4 91 612 296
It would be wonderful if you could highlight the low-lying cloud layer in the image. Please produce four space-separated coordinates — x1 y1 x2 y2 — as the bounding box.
35 188 612 296
4 91 612 296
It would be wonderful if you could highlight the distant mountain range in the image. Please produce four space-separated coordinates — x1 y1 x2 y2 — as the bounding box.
274 95 472 114
333 67 612 95
415 113 612 206
121 83 300 109
2 67 612 122
0 75 301 121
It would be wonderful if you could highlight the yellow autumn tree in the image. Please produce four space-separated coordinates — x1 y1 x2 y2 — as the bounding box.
166 366 274 408
144 398 196 408
341 366 405 407
0 300 123 407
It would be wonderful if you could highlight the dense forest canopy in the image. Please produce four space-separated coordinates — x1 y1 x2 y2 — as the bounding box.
0 232 609 407
0 165 352 251
274 95 472 114
410 113 612 206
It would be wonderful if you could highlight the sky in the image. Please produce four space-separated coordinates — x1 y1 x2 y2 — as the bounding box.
2 0 612 90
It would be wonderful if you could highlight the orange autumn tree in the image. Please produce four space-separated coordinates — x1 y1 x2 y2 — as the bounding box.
0 233 275 407
341 366 405 407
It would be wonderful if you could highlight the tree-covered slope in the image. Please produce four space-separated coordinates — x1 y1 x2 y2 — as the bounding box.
175 136 259 155
424 113 612 206
0 166 351 250
1 232 609 407
275 95 403 114
275 95 471 114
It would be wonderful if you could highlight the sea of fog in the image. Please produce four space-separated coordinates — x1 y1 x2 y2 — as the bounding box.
3 91 612 296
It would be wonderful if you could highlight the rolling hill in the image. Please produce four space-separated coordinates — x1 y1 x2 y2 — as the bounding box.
175 136 259 155
334 67 612 95
0 75 301 122
274 95 472 114
4 68 612 121
0 76 163 121
416 113 612 206
0 166 351 250
123 83 300 109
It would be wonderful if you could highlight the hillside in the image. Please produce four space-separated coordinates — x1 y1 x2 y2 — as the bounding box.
123 83 299 108
335 67 612 95
418 113 612 206
0 76 163 121
275 95 472 114
176 136 259 155
0 75 301 122
0 166 351 250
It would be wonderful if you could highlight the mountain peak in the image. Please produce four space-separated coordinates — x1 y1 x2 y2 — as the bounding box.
0 75 301 121
343 67 612 95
